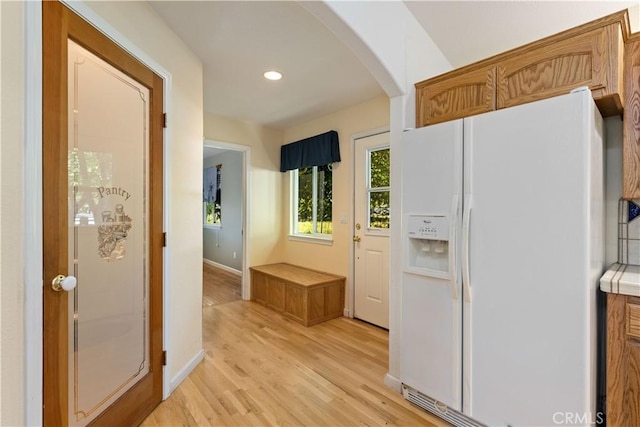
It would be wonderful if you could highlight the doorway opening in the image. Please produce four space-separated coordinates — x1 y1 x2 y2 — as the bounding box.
202 140 251 305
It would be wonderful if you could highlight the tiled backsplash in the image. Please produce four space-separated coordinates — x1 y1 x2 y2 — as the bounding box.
619 199 640 265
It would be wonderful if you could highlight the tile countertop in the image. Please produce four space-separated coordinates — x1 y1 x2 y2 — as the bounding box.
600 263 640 296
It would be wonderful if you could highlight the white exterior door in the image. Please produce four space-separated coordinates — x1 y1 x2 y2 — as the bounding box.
354 132 390 329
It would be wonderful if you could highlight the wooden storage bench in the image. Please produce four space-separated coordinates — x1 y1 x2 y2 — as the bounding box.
250 263 345 326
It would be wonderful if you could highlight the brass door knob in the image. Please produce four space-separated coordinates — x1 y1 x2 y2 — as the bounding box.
353 235 361 242
52 275 77 292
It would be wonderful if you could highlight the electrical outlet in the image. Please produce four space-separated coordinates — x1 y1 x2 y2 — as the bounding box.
233 251 236 259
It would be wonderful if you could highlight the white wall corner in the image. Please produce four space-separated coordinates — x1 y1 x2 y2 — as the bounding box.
388 95 407 382
384 372 403 393
169 349 204 394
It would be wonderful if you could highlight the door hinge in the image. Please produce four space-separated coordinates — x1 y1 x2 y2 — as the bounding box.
162 350 167 366
162 113 167 128
162 232 167 247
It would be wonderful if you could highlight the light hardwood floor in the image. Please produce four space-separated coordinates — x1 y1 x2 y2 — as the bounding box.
142 268 447 426
202 263 242 307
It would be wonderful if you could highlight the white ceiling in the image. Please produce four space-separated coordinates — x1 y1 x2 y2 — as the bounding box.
150 1 384 130
406 1 639 68
150 1 639 130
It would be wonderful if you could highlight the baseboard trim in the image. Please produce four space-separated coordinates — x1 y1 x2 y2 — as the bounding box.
384 373 402 392
203 258 242 276
343 308 351 318
170 349 205 394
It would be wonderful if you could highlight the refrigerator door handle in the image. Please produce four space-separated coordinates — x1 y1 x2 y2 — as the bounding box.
449 195 460 300
462 195 472 302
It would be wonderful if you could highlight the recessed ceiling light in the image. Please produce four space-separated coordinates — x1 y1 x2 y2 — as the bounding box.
263 70 283 81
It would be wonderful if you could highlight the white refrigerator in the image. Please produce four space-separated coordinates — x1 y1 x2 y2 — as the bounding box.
400 89 604 426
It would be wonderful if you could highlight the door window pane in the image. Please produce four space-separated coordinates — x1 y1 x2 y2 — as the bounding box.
368 147 390 230
370 148 390 187
369 191 390 229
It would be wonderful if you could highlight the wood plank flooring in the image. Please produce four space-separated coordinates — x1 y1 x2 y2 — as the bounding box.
203 263 242 307
142 300 448 426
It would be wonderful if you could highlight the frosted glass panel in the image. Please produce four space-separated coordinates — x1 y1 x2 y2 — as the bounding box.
67 40 150 426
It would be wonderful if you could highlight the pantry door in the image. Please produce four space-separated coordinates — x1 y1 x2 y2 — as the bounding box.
43 2 164 425
353 132 390 329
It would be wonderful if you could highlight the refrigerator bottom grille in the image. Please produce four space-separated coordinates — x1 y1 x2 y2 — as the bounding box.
402 385 485 427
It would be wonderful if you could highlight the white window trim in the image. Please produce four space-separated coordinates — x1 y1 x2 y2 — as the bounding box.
289 168 334 242
287 233 334 245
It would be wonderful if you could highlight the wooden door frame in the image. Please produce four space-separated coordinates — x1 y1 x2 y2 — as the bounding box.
349 127 389 319
41 1 166 425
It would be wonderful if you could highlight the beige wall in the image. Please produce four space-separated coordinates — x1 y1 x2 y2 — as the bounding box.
1 2 26 425
281 95 390 309
81 0 205 384
203 115 285 267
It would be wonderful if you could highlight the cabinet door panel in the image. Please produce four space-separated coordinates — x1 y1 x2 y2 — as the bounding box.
497 25 622 112
325 282 344 318
251 272 267 305
608 295 640 426
628 303 640 340
266 278 285 311
416 66 495 127
623 36 640 199
308 288 325 322
284 285 305 323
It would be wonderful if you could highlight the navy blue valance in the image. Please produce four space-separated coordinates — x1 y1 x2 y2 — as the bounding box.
280 130 340 172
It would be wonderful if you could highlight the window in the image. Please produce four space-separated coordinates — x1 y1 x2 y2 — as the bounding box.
281 130 339 241
203 201 221 226
291 164 332 237
368 148 390 229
